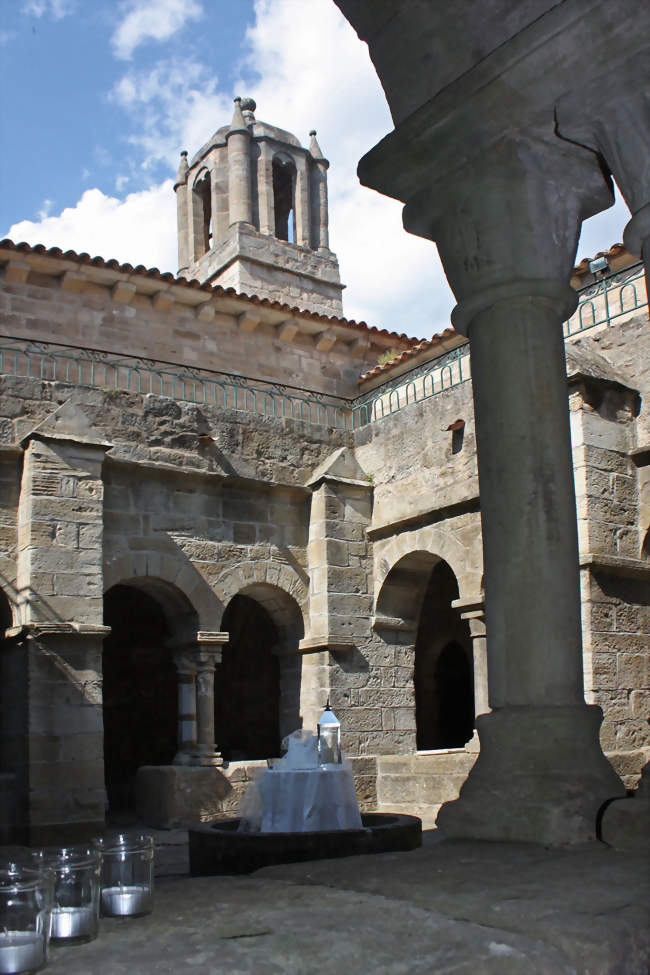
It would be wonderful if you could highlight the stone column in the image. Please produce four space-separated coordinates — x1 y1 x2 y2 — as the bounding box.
309 132 330 252
400 135 625 843
174 151 190 274
453 596 489 719
190 632 228 767
227 98 253 226
257 140 275 237
173 651 197 765
295 154 311 248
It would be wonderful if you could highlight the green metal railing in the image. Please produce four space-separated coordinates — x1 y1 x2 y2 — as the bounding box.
564 261 646 337
0 340 354 429
350 345 469 426
0 261 645 431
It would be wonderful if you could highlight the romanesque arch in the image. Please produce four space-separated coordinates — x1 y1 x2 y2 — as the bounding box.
104 551 221 634
373 519 483 609
211 560 308 640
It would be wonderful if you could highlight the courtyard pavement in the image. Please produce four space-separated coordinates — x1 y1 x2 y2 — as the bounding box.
45 829 649 974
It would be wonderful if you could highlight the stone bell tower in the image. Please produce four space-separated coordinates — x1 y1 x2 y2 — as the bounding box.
174 97 344 317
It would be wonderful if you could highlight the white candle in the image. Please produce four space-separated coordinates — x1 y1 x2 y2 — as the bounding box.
100 885 152 917
50 905 96 940
0 932 45 974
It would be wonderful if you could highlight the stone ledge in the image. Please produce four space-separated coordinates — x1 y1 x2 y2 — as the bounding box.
580 552 649 580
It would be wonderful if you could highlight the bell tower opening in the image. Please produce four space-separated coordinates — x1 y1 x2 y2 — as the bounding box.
272 156 296 242
192 170 212 259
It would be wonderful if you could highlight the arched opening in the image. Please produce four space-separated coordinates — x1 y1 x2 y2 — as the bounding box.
102 580 196 816
215 584 304 761
273 156 296 242
377 552 474 752
192 169 212 257
414 560 474 749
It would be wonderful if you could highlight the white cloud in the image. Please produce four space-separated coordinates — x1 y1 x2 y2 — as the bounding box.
112 0 203 60
7 184 177 273
109 58 231 170
37 199 53 220
22 0 75 18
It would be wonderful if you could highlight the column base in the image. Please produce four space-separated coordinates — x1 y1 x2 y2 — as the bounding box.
435 705 625 845
188 746 223 768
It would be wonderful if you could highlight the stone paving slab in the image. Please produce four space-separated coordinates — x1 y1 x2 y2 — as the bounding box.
45 835 649 974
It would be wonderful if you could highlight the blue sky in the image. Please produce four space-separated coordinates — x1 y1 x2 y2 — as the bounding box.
1 0 631 339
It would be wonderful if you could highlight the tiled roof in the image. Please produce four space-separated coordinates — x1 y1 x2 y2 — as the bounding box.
0 239 419 346
359 328 460 382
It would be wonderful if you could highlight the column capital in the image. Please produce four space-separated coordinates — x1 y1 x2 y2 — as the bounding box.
401 134 612 337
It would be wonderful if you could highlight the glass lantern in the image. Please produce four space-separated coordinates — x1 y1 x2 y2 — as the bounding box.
32 846 100 944
93 833 154 918
0 863 52 974
317 699 342 765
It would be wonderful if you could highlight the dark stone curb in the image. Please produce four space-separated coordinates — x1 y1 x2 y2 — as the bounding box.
189 812 422 875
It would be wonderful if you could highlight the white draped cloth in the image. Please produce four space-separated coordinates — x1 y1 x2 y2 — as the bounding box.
239 764 362 833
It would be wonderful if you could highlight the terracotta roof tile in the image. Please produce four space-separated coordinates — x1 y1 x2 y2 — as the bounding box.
0 238 420 345
359 328 458 382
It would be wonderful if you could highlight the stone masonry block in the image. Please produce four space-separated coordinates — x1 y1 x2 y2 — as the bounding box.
592 653 618 690
629 690 650 716
327 567 368 594
617 654 649 689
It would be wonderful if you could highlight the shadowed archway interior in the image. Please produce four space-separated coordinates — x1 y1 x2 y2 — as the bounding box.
216 594 281 761
103 583 180 814
0 588 23 841
414 561 474 749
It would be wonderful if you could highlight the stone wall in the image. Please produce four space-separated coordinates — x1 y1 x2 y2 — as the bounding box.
0 255 647 835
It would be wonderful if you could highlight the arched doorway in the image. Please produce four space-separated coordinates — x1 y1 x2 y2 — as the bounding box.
377 552 475 751
102 580 197 815
414 560 474 749
215 584 304 761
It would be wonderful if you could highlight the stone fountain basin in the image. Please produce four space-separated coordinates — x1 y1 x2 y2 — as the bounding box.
189 813 422 876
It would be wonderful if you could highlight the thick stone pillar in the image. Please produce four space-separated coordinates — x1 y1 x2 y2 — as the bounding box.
402 135 625 843
15 410 112 841
227 98 253 226
173 650 197 765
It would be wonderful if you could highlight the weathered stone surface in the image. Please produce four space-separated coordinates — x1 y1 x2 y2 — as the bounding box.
45 837 650 975
136 766 232 828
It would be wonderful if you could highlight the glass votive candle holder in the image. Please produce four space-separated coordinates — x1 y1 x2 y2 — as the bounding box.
32 846 101 944
0 863 53 974
94 833 154 918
